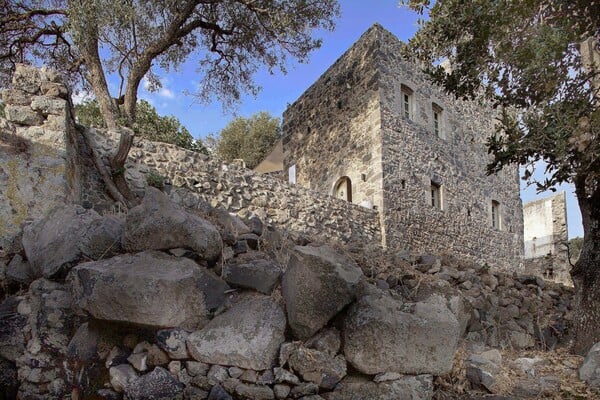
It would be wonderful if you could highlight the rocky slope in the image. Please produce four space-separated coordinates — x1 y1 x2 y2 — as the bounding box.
1 186 598 400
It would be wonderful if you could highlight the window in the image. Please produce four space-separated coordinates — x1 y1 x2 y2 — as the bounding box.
492 200 501 229
288 164 296 184
430 182 441 209
401 84 413 120
432 103 443 138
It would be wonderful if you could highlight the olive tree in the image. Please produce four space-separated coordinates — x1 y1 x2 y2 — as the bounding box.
214 111 280 169
401 0 599 353
1 0 340 206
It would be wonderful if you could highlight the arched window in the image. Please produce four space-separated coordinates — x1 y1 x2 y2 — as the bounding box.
333 176 352 202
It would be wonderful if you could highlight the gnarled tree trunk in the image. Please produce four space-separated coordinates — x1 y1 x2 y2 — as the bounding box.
571 179 600 355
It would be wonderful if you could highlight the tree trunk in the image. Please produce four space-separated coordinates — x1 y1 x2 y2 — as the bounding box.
571 180 600 355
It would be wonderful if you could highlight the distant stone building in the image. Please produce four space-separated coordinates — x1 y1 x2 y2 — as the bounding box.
280 24 524 270
523 192 571 285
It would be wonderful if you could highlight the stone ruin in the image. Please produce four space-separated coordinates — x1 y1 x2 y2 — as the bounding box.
0 56 598 399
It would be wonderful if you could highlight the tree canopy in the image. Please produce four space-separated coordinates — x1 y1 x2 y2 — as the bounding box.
75 99 208 153
214 111 280 169
401 0 599 353
0 0 339 206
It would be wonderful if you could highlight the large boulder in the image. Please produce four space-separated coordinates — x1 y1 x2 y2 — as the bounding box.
69 251 229 329
322 375 433 400
579 342 600 389
123 188 222 261
282 245 363 339
187 296 286 370
22 206 121 278
343 293 460 375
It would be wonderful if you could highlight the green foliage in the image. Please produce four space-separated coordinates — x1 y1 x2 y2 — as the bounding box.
401 0 599 194
215 112 281 169
75 99 208 153
569 236 584 262
146 171 165 190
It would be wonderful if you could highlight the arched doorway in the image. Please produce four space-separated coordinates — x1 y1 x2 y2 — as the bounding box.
333 176 352 203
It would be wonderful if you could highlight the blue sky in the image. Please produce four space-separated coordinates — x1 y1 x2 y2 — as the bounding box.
120 1 583 239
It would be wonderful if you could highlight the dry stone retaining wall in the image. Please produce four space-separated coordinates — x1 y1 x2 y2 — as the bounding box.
0 64 80 257
87 129 382 246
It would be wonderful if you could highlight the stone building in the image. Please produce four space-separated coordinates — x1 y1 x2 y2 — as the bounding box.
523 192 571 285
281 24 524 270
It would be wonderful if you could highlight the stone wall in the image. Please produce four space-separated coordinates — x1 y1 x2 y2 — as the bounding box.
523 192 571 286
0 64 80 257
86 130 382 246
281 24 524 270
376 26 524 271
282 26 385 215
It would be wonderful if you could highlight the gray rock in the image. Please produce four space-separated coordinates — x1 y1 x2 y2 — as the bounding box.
234 383 275 400
78 214 124 260
208 384 233 400
283 245 363 339
186 361 210 377
123 187 222 261
128 352 149 372
274 367 301 385
222 258 282 294
4 104 43 125
184 386 209 400
305 328 341 356
12 64 42 93
70 251 229 329
30 95 66 115
156 328 189 359
239 369 258 383
580 341 600 389
188 296 286 370
125 366 184 400
109 364 137 393
290 382 319 398
288 346 347 390
323 374 433 400
22 205 102 278
207 365 231 384
67 322 100 361
343 293 460 375
6 254 34 284
274 384 291 399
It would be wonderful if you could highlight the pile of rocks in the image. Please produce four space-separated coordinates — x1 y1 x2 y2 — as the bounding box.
0 187 596 400
0 188 461 400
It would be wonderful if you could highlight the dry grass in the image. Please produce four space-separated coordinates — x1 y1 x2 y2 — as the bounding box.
435 344 598 399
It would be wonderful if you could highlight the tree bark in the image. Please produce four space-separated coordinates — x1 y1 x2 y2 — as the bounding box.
570 178 600 355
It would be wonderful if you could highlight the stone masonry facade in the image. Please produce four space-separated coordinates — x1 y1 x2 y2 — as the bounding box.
283 24 524 271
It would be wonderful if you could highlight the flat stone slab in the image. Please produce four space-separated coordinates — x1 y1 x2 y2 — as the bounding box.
187 296 286 370
343 293 460 375
69 251 229 329
282 245 363 339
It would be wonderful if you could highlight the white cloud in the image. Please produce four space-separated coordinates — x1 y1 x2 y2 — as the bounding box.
71 90 93 105
159 87 175 99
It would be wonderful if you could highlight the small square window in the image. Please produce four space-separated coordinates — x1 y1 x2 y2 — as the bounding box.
431 182 442 209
